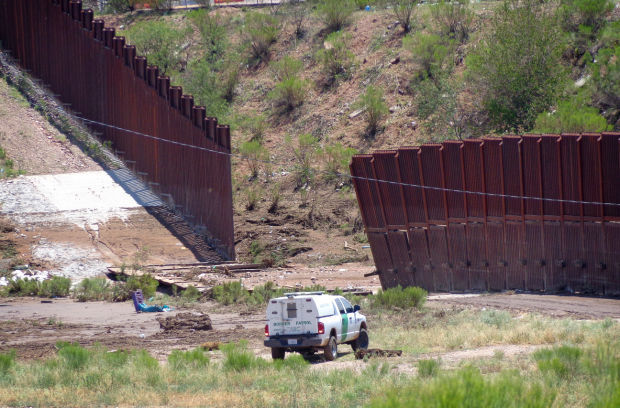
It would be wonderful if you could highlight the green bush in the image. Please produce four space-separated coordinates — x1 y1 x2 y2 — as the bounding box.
212 281 248 305
73 277 112 302
386 0 419 33
403 32 453 82
356 85 388 136
121 20 186 75
0 350 15 376
182 58 230 119
272 353 310 370
533 100 611 133
323 142 358 184
533 345 583 379
353 0 375 9
465 0 566 132
6 278 40 296
317 0 354 32
316 31 355 85
558 0 613 34
221 341 267 372
126 274 158 298
40 276 71 297
372 285 427 310
248 281 285 305
430 0 473 43
188 10 228 64
239 140 268 179
287 133 321 188
590 45 620 128
244 12 279 64
237 113 267 143
168 348 209 370
181 285 201 301
57 343 90 371
418 359 441 378
268 76 309 112
369 366 556 408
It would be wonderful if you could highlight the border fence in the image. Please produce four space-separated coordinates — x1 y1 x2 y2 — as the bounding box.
0 0 235 259
350 133 620 295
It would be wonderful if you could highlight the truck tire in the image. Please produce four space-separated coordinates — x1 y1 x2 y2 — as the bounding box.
271 347 285 360
324 336 338 361
352 328 369 351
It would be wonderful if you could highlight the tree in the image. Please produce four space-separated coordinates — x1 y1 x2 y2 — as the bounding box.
465 0 566 132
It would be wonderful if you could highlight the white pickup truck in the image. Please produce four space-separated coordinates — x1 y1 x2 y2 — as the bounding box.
264 292 369 360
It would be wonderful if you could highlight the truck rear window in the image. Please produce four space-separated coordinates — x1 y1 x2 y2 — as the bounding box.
286 302 297 318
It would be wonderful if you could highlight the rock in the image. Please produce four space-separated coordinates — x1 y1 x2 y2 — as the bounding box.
349 109 365 119
389 105 400 113
390 56 400 65
410 121 418 130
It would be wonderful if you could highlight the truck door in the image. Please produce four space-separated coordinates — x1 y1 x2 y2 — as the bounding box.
334 298 348 342
340 297 357 338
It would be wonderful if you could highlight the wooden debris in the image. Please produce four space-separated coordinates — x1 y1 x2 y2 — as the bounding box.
201 341 220 351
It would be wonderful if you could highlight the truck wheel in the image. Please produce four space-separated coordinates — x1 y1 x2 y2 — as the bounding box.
324 336 338 361
352 328 369 351
271 348 285 360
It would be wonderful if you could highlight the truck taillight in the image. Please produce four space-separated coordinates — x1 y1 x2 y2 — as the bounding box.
318 322 325 335
265 324 270 337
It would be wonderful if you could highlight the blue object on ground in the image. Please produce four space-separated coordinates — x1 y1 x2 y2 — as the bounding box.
365 5 371 11
131 290 173 313
138 303 171 313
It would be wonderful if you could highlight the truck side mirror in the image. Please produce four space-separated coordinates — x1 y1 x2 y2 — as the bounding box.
354 305 361 312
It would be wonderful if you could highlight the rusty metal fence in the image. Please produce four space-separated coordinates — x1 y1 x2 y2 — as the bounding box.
0 0 234 259
350 133 620 295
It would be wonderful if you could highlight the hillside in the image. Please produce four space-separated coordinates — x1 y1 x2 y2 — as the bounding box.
96 0 619 265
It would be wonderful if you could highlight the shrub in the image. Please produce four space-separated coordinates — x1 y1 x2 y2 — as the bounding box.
316 31 355 85
211 281 247 305
0 350 15 376
317 0 355 32
73 277 111 302
272 353 310 370
125 273 158 298
121 20 186 75
403 32 453 82
558 0 613 34
268 183 281 214
6 278 40 296
372 285 427 310
244 12 279 64
533 345 583 379
287 133 322 188
245 186 262 211
418 359 441 378
589 45 620 127
369 366 556 408
356 86 388 136
221 341 267 371
181 285 201 301
268 77 309 112
238 113 267 143
323 143 357 184
533 100 611 133
386 0 418 33
248 281 285 305
40 276 71 297
480 309 512 329
465 0 565 132
168 348 209 370
189 10 227 64
182 58 229 119
58 343 90 370
430 0 473 43
239 140 268 179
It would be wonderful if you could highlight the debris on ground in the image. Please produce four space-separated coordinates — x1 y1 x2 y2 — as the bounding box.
201 341 220 351
355 348 403 359
156 312 213 331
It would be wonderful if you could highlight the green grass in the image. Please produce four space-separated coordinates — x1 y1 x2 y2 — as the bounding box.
372 285 427 310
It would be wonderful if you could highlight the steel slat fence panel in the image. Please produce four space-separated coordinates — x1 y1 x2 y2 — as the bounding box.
540 135 562 217
543 221 564 291
604 223 620 295
463 140 485 220
486 222 505 290
387 231 415 287
397 147 426 225
448 222 467 291
482 138 504 220
524 221 545 290
0 0 234 259
467 222 487 290
580 134 604 219
564 221 585 292
367 232 395 288
600 133 620 218
522 135 543 217
560 134 583 218
442 142 466 220
428 225 450 291
408 227 430 286
504 221 524 289
502 136 524 218
583 222 605 293
350 156 380 228
372 151 407 228
420 145 447 223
